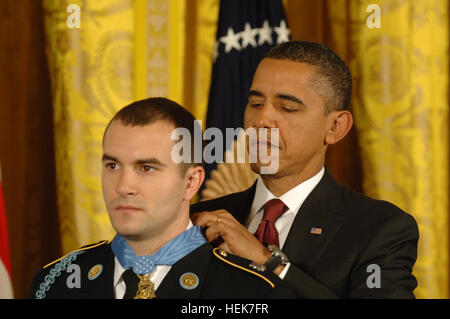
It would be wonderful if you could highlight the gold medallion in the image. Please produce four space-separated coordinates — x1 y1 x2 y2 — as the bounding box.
179 272 199 290
88 264 103 280
134 273 156 299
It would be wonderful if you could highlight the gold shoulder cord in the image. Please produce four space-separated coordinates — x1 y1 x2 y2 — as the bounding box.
212 248 275 288
44 240 109 269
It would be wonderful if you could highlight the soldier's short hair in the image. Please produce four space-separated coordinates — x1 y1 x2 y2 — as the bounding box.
104 97 203 175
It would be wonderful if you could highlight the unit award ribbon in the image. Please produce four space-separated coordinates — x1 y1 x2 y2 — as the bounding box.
111 225 207 299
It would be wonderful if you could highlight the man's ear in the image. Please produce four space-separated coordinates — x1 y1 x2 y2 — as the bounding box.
183 165 205 201
325 110 353 145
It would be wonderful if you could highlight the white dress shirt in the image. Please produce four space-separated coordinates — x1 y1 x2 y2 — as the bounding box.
246 167 325 278
113 221 193 299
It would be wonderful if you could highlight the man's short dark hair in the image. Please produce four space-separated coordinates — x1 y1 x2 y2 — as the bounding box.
265 41 352 113
104 97 203 175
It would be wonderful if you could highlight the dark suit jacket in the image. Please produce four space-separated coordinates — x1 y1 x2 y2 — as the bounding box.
190 169 419 298
30 242 295 299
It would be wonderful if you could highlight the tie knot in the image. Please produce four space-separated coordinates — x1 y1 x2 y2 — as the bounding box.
263 199 288 222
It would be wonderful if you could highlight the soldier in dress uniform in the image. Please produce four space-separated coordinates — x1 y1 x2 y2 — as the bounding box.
30 97 295 299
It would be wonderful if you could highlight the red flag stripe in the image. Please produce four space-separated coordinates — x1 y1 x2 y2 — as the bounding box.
0 181 12 276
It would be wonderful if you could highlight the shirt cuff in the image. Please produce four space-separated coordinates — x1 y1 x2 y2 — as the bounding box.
278 262 291 279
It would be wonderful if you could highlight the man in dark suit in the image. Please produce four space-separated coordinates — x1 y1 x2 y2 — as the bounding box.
30 98 294 299
191 41 419 298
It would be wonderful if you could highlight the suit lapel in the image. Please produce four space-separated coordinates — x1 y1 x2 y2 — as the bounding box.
200 170 346 275
192 184 256 224
225 182 256 224
156 243 212 298
283 169 346 273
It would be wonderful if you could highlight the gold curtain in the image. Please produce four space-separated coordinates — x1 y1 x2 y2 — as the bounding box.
186 0 219 123
43 0 214 254
326 0 449 298
43 0 448 298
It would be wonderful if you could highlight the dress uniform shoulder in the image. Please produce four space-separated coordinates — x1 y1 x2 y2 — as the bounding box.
43 240 109 269
212 248 275 288
32 240 109 299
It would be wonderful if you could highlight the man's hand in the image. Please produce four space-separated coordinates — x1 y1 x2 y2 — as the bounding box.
191 210 272 266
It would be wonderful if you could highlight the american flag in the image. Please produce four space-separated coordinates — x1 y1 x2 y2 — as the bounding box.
0 163 13 298
310 227 323 235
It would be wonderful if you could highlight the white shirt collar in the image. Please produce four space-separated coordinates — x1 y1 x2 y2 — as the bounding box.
249 167 325 221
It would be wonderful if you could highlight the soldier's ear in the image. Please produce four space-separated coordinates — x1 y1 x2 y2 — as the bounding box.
183 165 205 201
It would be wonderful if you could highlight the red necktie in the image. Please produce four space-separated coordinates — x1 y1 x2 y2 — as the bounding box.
254 199 288 247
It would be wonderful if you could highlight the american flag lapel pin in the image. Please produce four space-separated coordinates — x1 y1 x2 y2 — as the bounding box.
310 227 323 235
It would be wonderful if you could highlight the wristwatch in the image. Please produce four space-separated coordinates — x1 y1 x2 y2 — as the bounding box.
263 245 289 272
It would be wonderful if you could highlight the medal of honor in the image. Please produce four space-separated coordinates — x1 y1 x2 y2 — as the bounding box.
134 273 156 299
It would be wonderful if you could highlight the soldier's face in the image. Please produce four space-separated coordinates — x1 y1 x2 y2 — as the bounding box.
244 58 333 178
102 120 189 242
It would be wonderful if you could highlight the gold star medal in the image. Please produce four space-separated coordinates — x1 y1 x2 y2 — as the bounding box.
134 273 156 299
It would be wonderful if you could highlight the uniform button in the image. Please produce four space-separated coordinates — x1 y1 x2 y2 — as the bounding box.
219 249 228 257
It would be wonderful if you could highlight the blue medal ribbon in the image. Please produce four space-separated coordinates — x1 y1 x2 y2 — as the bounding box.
111 225 207 274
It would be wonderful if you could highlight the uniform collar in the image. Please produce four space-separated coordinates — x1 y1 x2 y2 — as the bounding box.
113 220 197 287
